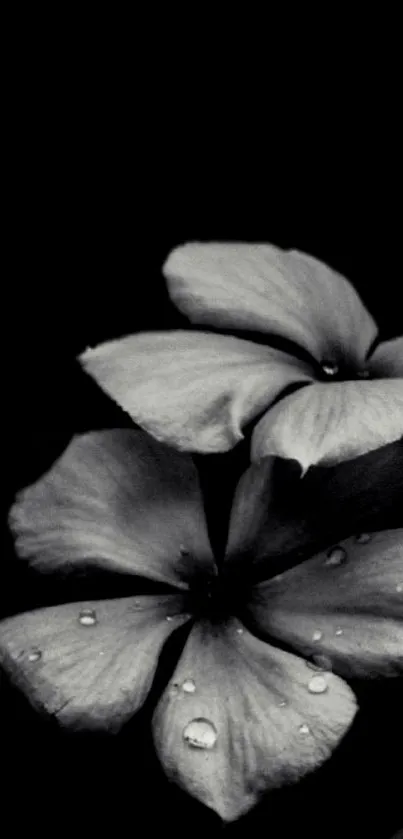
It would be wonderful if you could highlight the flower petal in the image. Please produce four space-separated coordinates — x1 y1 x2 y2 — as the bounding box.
80 331 311 453
368 336 403 378
246 529 403 679
0 595 189 731
163 243 377 365
251 380 403 471
152 619 356 821
10 430 214 587
225 440 403 581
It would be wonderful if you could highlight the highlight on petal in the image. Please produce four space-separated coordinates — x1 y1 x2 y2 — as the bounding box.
152 619 356 822
163 242 377 366
251 379 403 471
368 336 403 378
246 529 403 680
0 595 190 731
80 331 312 453
10 430 214 587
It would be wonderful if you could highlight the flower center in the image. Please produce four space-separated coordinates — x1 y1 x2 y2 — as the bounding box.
187 571 245 621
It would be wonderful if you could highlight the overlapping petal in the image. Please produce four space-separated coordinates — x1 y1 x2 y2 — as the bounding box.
152 618 356 821
80 331 312 453
10 429 214 587
369 336 403 378
251 380 403 471
245 530 403 679
225 439 403 581
163 242 377 365
0 595 190 731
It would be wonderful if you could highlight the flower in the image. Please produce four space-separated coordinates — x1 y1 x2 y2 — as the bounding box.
80 243 403 472
0 430 401 821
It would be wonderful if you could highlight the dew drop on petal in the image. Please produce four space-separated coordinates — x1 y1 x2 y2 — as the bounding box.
312 630 323 642
396 585 402 593
308 675 328 694
306 654 333 672
278 700 287 707
236 627 244 635
182 679 196 694
335 627 343 636
324 546 347 567
180 545 191 557
78 609 97 627
27 649 42 663
183 718 218 749
321 361 339 377
355 533 371 544
299 724 310 735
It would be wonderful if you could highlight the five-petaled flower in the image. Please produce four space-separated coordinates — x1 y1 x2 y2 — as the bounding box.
0 430 402 821
80 243 403 472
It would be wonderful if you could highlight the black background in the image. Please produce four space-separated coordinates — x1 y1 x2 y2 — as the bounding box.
2 36 402 838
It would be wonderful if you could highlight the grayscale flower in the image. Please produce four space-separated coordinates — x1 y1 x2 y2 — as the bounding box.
80 243 403 471
0 431 401 821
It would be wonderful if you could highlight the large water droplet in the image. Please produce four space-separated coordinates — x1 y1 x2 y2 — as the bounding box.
321 361 339 377
183 718 218 749
355 533 371 544
27 649 42 663
299 724 310 735
324 546 347 567
308 675 328 694
182 679 196 694
335 627 343 636
78 609 97 627
306 654 332 672
312 630 323 642
236 627 244 635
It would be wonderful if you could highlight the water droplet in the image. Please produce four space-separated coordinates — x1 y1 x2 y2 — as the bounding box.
180 545 190 557
355 533 371 544
396 584 402 593
278 700 287 707
166 616 174 622
170 683 180 697
306 654 332 672
99 651 105 656
236 627 244 635
324 546 347 567
335 627 343 636
272 574 284 583
78 609 97 627
299 724 310 735
27 649 42 663
312 630 323 642
182 679 196 694
183 718 218 749
321 360 339 377
357 369 370 379
308 675 328 694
